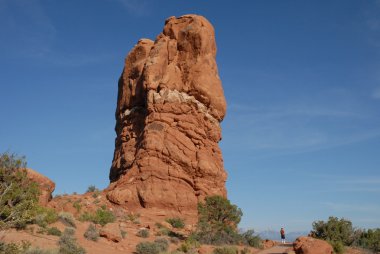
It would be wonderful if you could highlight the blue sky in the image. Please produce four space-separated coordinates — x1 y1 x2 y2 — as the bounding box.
1 0 379 232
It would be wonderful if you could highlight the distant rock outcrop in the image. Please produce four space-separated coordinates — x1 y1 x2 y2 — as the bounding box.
293 236 333 254
106 15 227 215
26 168 55 206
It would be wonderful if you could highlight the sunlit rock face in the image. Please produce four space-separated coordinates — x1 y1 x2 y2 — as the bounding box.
106 15 227 215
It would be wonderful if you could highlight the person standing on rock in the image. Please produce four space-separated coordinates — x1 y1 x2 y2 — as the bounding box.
280 227 286 244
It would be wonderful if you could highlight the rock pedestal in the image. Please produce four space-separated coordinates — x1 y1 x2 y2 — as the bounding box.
106 15 227 215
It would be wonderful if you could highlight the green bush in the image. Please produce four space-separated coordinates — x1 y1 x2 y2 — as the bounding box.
155 223 170 236
83 224 99 241
135 242 160 254
72 201 82 213
58 227 86 254
194 196 242 245
58 212 76 228
166 217 185 229
178 238 200 253
355 228 380 252
79 207 115 226
47 227 62 236
0 152 40 230
240 230 262 248
86 185 98 193
213 246 238 254
153 238 169 252
240 247 251 254
137 228 150 238
0 240 31 254
329 240 345 254
311 216 354 246
34 207 58 228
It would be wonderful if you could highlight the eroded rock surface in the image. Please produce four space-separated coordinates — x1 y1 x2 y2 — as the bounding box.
25 168 55 206
293 237 333 254
106 15 227 215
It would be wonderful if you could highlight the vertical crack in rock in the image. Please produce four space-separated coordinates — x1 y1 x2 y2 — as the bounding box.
106 15 227 215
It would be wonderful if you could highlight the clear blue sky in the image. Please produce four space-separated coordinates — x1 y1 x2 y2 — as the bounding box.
1 0 379 232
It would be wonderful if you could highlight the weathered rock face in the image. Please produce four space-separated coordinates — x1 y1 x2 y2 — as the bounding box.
25 168 55 206
293 237 333 254
106 15 227 215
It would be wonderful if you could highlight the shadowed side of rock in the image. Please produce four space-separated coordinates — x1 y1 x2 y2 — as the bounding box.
106 14 228 216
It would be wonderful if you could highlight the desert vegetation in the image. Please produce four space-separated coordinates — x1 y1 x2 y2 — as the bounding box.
78 206 115 226
192 195 262 248
0 152 40 230
166 217 185 229
135 238 169 254
311 216 380 253
58 227 86 254
83 224 99 241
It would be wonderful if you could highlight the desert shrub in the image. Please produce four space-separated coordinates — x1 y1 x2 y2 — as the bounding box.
0 152 40 229
126 212 140 223
86 185 98 193
137 228 150 238
72 201 82 213
59 212 76 228
194 196 242 245
155 223 171 236
58 227 86 254
329 240 345 254
240 229 262 248
79 207 115 226
34 207 58 228
135 242 160 254
311 217 354 246
240 247 251 254
154 238 169 252
121 230 127 239
178 238 200 253
166 217 185 229
47 226 62 236
83 224 99 241
213 246 238 254
355 228 380 252
0 240 31 254
92 191 101 199
24 247 58 254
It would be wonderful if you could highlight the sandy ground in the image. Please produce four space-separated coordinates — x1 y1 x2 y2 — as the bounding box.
257 243 294 254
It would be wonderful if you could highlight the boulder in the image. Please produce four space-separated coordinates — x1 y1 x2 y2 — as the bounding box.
262 239 277 249
25 168 55 206
99 223 122 242
293 236 333 254
106 14 227 216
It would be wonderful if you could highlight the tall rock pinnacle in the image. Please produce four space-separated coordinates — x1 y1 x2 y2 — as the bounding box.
106 15 227 215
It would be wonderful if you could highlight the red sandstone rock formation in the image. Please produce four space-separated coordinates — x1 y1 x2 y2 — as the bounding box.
25 168 55 206
106 15 227 215
262 239 277 249
293 236 333 254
